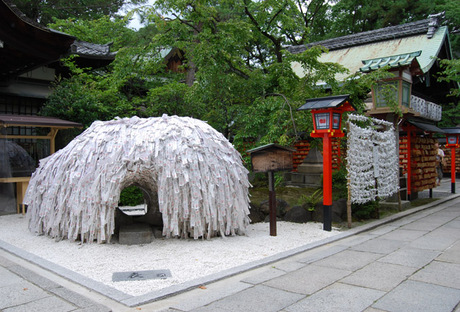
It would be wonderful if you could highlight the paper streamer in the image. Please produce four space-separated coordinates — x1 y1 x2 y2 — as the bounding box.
25 115 251 243
346 115 399 204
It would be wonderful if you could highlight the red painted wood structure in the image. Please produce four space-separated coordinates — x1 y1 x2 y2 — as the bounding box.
443 128 460 194
298 95 355 231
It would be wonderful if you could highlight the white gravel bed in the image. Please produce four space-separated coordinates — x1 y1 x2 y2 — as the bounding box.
0 214 339 296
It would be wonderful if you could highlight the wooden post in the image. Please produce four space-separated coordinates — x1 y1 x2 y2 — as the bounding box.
247 143 295 236
347 182 352 229
407 127 412 201
346 123 352 228
395 117 402 212
48 128 59 154
268 171 277 236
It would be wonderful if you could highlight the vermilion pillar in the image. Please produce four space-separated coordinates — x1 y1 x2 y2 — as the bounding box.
407 128 412 201
443 130 460 194
451 148 456 194
322 135 332 231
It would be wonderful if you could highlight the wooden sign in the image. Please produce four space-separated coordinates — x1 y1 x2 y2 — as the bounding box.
247 143 296 236
247 143 295 173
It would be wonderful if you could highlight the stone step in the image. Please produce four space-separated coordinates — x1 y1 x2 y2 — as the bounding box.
119 223 153 245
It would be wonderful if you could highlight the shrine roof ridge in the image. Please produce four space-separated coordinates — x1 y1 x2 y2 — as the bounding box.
288 14 444 54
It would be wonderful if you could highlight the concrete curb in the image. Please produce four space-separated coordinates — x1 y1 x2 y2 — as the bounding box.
1 193 459 307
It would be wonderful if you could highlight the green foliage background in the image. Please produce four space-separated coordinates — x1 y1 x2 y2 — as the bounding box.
19 0 456 178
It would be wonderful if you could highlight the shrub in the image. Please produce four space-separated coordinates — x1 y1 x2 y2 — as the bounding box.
352 200 379 220
119 185 144 206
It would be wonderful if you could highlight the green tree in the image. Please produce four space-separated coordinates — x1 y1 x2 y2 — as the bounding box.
10 0 137 25
328 0 435 36
41 0 432 152
437 58 460 127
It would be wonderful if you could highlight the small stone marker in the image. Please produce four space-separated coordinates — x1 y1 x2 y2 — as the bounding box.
112 269 172 282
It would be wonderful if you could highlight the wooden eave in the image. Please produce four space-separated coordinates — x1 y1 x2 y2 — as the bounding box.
0 0 75 81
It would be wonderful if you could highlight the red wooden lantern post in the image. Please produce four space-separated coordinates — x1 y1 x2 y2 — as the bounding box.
298 95 355 231
443 128 460 194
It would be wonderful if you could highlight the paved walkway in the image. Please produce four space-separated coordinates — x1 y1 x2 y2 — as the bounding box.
1 179 459 312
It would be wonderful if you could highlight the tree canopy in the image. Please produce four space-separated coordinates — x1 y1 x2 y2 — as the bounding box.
33 0 459 150
10 0 148 25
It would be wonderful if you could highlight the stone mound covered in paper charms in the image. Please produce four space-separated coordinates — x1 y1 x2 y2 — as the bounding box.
25 115 251 243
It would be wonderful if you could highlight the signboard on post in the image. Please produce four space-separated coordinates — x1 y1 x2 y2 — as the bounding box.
247 144 295 236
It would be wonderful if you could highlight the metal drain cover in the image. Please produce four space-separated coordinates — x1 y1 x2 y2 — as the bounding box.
112 269 172 282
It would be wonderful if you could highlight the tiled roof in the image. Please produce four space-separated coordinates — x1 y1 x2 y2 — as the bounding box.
360 51 422 72
298 94 351 110
288 14 444 54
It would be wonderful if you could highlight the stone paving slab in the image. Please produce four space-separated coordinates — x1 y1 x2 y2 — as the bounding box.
377 246 441 268
436 240 460 264
445 219 460 229
263 264 351 295
0 254 16 268
296 244 348 264
240 266 287 285
400 220 445 231
350 238 406 254
368 225 399 236
49 286 107 309
0 266 23 287
372 280 460 312
284 282 384 312
340 261 417 291
334 233 376 247
410 260 460 289
7 265 62 290
0 254 112 312
313 249 382 271
378 228 428 241
169 280 252 312
190 284 304 312
363 308 387 312
0 281 50 310
3 295 76 312
408 230 459 251
270 260 306 273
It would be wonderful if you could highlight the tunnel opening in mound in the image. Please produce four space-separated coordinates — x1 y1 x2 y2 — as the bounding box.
115 182 163 242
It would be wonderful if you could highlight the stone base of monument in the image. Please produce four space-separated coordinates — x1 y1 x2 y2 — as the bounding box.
284 147 323 188
119 223 153 245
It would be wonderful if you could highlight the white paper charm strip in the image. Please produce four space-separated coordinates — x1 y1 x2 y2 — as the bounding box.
24 115 251 243
346 114 399 204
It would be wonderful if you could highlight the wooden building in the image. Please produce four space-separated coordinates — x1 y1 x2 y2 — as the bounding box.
289 13 458 199
0 0 114 213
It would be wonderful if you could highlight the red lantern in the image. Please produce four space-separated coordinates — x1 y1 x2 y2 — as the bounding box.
446 134 459 148
442 128 460 194
298 95 356 231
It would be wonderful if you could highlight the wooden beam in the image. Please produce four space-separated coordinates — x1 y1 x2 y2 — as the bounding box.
0 134 53 140
48 128 59 154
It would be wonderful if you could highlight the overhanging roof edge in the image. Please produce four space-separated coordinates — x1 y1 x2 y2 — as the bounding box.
0 114 83 129
420 26 449 74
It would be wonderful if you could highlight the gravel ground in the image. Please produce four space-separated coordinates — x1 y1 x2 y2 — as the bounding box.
0 214 339 296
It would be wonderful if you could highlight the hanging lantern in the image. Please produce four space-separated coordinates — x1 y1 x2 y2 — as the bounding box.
446 134 459 148
299 95 354 138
